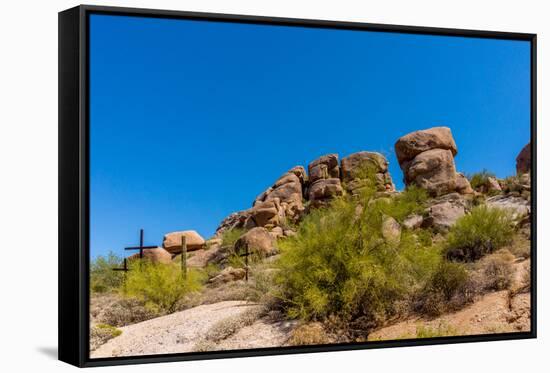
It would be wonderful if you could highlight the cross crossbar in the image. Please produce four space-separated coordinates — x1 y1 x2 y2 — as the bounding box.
123 228 156 259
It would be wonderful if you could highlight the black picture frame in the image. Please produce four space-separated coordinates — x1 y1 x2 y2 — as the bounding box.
59 4 537 368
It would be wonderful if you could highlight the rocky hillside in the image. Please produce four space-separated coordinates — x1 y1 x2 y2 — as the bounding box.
90 126 531 356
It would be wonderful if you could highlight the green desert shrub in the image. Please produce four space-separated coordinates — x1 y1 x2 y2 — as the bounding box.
275 181 441 331
378 185 428 222
445 206 515 261
221 228 245 247
123 261 204 313
468 169 496 190
90 251 125 293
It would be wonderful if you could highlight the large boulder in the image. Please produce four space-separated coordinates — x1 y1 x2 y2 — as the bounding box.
516 143 531 175
404 149 457 196
128 247 172 264
395 127 458 164
308 154 340 183
250 198 284 227
341 151 388 180
455 172 474 195
163 230 206 254
209 266 246 285
234 227 277 257
423 194 466 231
308 178 344 207
341 151 395 194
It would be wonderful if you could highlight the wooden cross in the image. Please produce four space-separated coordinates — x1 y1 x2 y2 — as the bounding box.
239 246 251 282
181 236 187 280
124 229 157 259
112 257 130 272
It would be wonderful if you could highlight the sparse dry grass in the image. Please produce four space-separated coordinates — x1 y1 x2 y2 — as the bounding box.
90 324 122 351
192 306 266 351
90 293 161 327
474 250 515 291
287 322 330 346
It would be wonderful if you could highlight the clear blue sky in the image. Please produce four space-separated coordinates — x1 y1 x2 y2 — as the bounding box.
89 14 530 259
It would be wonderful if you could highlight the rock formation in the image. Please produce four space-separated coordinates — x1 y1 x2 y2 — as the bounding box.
162 230 206 254
216 151 395 233
395 127 471 196
516 143 531 175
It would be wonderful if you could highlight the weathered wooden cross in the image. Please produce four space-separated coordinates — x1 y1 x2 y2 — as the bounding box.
181 236 187 280
124 229 157 259
239 246 251 282
112 257 130 272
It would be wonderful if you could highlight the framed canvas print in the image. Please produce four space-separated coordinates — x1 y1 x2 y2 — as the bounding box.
59 5 537 367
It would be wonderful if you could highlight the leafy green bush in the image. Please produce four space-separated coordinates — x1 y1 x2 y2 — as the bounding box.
378 185 428 222
220 228 245 247
90 251 124 293
123 261 205 313
445 206 514 261
275 182 440 331
468 169 496 190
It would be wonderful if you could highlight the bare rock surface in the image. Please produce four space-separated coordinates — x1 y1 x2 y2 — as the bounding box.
215 319 298 350
486 195 530 220
91 301 259 358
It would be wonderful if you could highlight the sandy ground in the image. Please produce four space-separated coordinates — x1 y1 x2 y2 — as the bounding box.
91 300 259 358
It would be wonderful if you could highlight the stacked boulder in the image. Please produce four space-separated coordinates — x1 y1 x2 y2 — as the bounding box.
307 154 344 207
216 150 396 234
394 127 472 197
